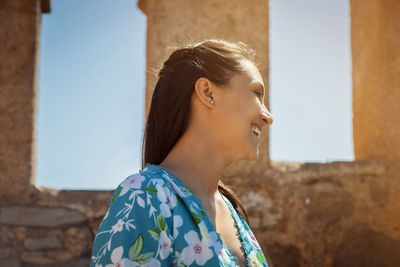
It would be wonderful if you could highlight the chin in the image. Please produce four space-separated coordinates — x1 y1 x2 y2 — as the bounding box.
234 138 259 161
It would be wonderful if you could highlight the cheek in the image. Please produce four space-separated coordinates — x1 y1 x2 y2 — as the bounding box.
214 99 252 140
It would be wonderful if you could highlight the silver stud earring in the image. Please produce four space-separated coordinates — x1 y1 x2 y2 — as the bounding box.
210 99 214 105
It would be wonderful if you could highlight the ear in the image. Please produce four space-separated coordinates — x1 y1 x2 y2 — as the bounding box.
194 77 214 108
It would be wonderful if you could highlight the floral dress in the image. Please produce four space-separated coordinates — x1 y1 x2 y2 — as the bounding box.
90 163 269 267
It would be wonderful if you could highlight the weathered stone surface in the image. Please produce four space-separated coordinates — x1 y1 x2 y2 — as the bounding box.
305 181 354 226
24 234 63 250
20 251 54 265
0 0 40 203
0 226 15 247
64 227 91 257
33 187 112 219
352 0 400 167
89 218 103 236
265 242 301 267
0 206 86 227
333 224 400 267
21 257 90 267
12 226 27 241
351 0 400 238
0 247 17 259
268 160 385 181
241 191 284 229
52 257 90 267
21 250 75 264
368 176 388 207
0 257 20 267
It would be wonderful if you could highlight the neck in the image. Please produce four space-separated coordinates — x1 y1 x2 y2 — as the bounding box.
159 128 230 201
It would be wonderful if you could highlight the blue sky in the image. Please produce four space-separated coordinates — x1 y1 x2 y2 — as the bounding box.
36 0 352 190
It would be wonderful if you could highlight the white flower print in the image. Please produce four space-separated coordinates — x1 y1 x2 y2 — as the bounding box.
93 166 272 267
173 215 183 239
105 246 123 267
158 231 172 260
104 246 153 267
128 190 145 208
211 239 223 260
111 219 124 233
156 184 177 218
160 173 192 197
180 230 214 265
119 174 146 197
159 203 171 218
152 178 165 186
198 221 218 246
172 251 181 266
196 221 222 257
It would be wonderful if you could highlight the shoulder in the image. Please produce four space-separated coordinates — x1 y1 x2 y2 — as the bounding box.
91 167 178 266
110 165 171 204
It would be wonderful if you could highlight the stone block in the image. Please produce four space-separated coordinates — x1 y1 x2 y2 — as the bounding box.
0 247 16 259
0 206 86 227
24 234 63 250
0 226 15 247
0 257 20 267
12 226 27 241
64 227 91 257
21 250 75 264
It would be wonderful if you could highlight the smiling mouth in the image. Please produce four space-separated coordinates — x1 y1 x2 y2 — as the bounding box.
251 125 261 137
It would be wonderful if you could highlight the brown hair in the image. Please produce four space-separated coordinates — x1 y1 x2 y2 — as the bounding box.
141 39 258 224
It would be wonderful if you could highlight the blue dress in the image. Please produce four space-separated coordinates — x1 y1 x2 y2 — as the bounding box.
91 163 269 267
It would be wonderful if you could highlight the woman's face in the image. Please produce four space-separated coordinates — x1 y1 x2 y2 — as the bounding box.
211 60 273 162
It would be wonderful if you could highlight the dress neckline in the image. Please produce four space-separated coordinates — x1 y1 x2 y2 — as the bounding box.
142 163 246 266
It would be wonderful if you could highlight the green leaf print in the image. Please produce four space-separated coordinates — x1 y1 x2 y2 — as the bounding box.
191 211 201 224
129 234 144 260
146 186 158 194
128 235 154 264
111 187 121 203
200 209 207 216
135 252 154 265
175 194 184 205
157 214 167 231
177 261 190 267
256 251 266 263
148 227 161 240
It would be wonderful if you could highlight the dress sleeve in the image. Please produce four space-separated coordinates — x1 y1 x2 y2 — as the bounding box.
90 172 174 267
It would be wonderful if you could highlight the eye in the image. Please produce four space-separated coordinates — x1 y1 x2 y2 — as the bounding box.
255 91 263 97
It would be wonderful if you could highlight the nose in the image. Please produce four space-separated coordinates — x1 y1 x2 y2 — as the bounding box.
261 106 273 126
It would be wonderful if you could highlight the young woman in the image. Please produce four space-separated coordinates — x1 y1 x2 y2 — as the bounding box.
91 39 273 267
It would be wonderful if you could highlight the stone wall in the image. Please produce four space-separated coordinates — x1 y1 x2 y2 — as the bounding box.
0 0 399 266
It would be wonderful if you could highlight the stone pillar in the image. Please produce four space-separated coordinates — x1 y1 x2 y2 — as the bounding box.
137 0 271 168
0 0 49 202
351 0 400 233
